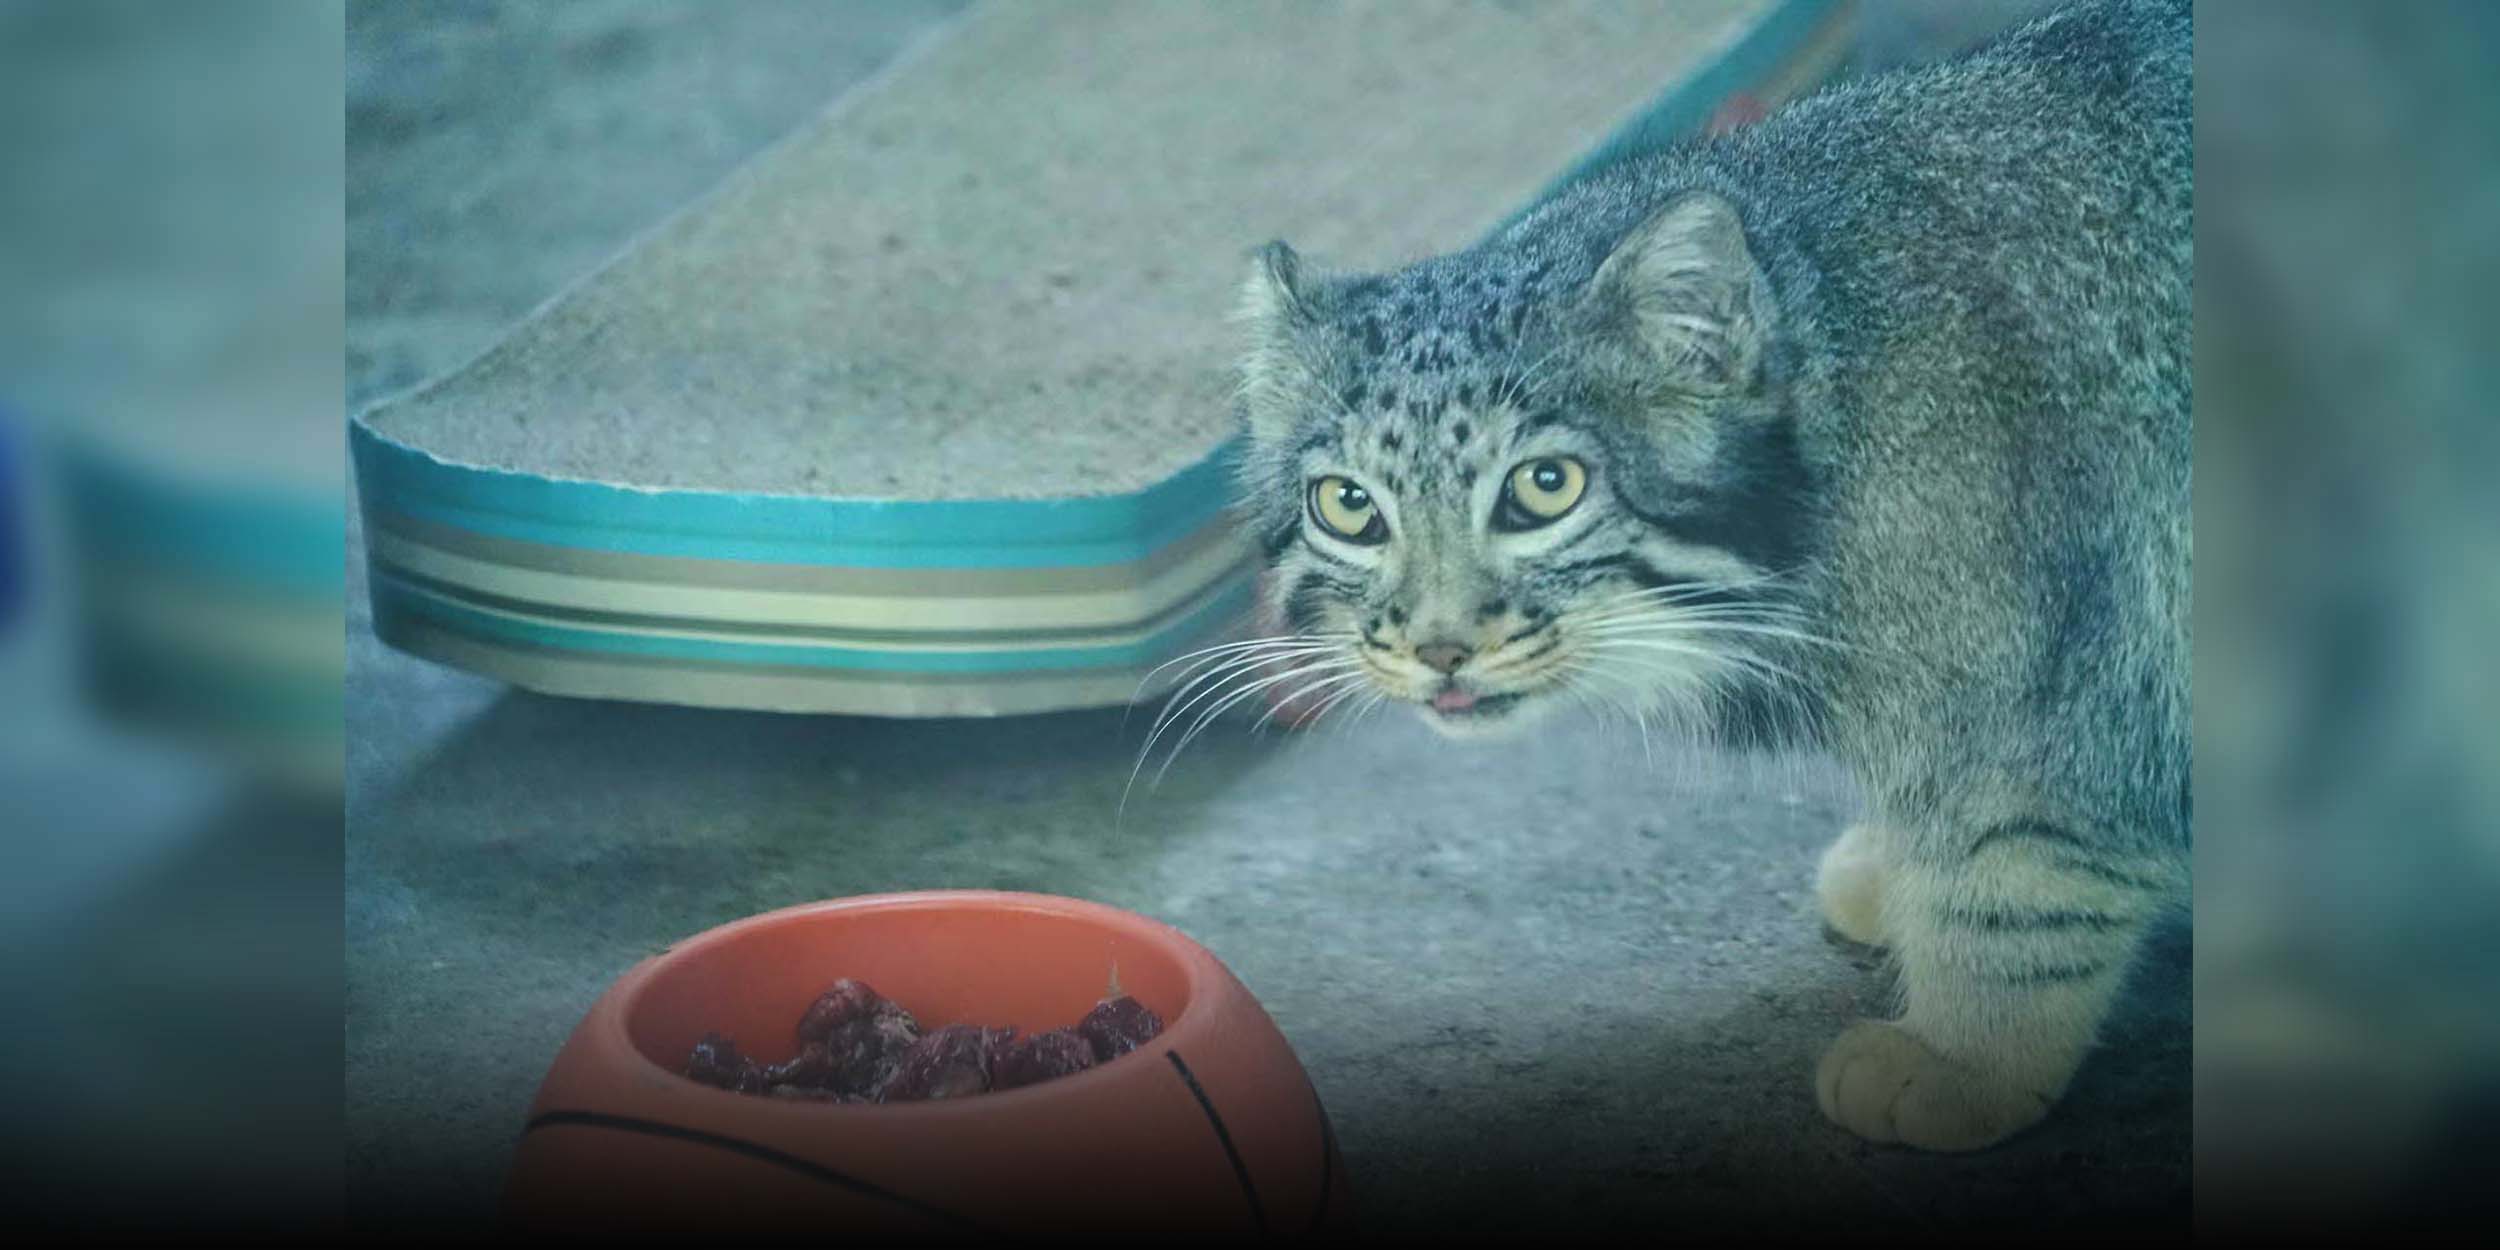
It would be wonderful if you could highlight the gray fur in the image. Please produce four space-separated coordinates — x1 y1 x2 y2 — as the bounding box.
1230 0 2189 1149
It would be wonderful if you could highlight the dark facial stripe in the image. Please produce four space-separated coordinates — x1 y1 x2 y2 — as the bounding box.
1281 569 1359 635
1539 515 1614 559
1619 497 1797 575
1509 409 1567 444
1296 531 1369 571
1549 553 1738 606
1615 417 1812 571
1550 552 1672 587
1500 633 1560 664
1262 519 1298 558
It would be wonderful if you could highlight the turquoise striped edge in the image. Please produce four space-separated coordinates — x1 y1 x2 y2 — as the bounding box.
373 561 1255 675
350 417 1242 572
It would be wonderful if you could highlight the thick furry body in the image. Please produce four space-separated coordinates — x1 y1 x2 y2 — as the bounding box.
1231 0 2188 1149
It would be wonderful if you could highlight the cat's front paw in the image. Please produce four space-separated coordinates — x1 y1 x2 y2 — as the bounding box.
1815 1021 2052 1151
1815 823 1889 946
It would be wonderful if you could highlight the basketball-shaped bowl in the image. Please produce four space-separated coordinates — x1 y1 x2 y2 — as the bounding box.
503 891 1348 1237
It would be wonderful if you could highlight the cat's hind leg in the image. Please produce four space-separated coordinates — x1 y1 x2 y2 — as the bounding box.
1815 818 2178 1151
1815 822 1892 947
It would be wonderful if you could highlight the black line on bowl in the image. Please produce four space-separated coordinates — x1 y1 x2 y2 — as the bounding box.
1307 1077 1338 1233
1165 1050 1268 1234
521 1109 999 1235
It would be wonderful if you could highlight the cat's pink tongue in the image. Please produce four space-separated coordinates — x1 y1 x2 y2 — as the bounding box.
1431 688 1479 713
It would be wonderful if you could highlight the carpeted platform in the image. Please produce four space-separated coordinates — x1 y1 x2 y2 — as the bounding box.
348 0 1855 718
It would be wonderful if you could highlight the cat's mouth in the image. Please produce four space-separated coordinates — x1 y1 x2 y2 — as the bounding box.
1428 686 1516 716
1422 683 1525 727
1350 651 1544 736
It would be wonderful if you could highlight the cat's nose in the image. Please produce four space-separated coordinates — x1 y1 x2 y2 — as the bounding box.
1414 642 1474 674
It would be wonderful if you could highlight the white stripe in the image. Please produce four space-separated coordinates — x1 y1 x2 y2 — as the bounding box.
375 565 1254 656
368 524 1259 634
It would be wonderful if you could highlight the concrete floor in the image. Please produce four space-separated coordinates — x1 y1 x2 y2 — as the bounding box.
345 1 2186 1234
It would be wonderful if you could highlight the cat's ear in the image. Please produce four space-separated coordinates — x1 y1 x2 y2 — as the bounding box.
1233 240 1318 442
1582 193 1768 393
1236 239 1309 335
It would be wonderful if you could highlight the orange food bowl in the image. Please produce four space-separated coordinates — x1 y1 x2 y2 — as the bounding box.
502 891 1349 1236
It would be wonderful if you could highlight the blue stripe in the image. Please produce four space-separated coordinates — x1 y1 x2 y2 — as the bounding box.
351 420 1241 571
373 567 1254 674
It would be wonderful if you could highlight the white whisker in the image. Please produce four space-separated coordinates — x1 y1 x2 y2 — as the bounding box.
1249 667 1373 737
1592 638 1810 687
1145 641 1346 739
1127 630 1313 711
1576 619 1841 653
1349 689 1392 734
1120 644 1356 827
1294 674 1379 734
1151 658 1363 788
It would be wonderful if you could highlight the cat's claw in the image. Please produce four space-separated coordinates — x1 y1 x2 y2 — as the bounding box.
1815 1020 2052 1152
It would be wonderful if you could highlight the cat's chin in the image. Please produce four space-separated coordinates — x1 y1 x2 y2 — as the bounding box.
1415 690 1549 740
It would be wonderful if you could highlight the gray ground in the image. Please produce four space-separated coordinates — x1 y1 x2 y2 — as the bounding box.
346 1 2184 1234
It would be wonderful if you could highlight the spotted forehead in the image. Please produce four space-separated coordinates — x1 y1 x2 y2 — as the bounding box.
1331 263 1546 366
1302 368 1577 495
1314 390 1490 492
1289 258 1578 484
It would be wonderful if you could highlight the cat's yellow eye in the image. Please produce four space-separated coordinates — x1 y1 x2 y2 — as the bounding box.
1309 476 1387 544
1502 457 1588 528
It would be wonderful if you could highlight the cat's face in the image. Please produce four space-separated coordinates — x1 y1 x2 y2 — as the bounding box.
1231 194 1808 740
